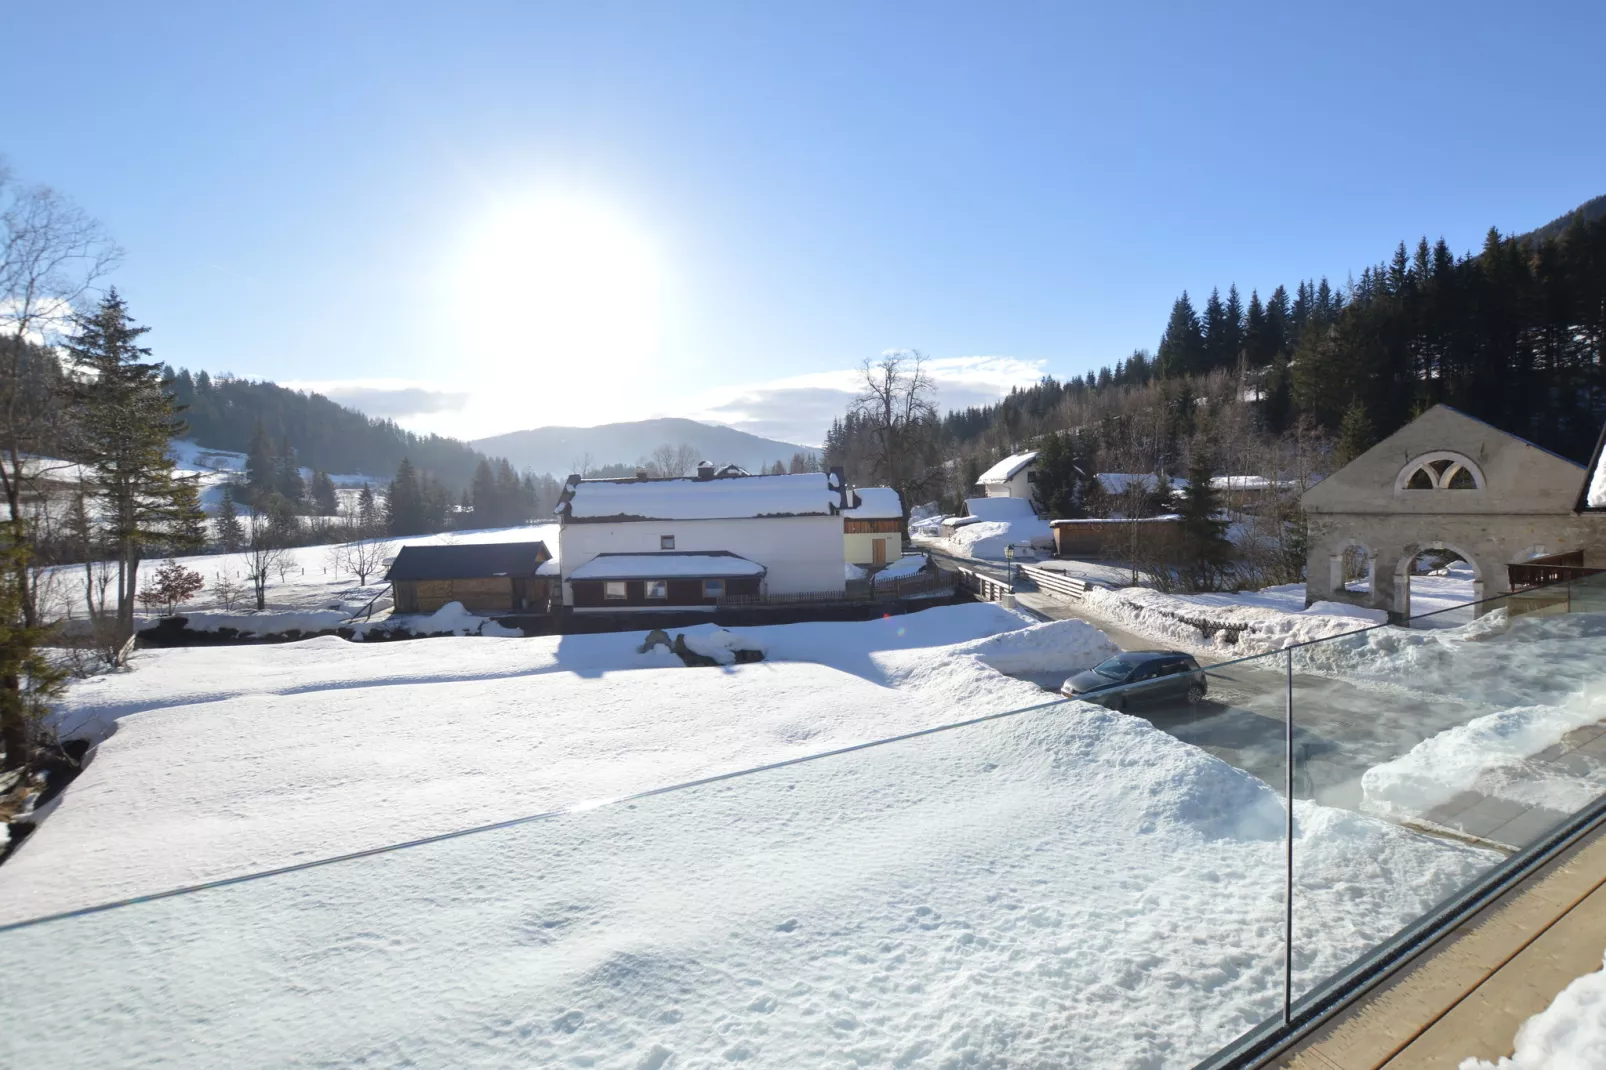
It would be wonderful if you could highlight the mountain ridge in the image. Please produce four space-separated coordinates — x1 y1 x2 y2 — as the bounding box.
472 417 815 477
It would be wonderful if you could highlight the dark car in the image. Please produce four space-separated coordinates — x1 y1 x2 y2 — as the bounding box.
1060 650 1207 710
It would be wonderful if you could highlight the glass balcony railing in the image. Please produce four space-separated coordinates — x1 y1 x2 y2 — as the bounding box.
1 572 1602 1068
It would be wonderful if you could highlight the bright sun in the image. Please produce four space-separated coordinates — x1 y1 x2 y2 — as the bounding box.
452 194 663 401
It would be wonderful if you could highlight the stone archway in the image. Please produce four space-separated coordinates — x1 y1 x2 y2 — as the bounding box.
1393 541 1486 623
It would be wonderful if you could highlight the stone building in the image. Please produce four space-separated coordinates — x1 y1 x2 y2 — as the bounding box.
1302 404 1603 620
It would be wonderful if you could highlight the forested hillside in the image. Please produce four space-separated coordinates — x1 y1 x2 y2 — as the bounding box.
165 369 493 489
828 199 1606 513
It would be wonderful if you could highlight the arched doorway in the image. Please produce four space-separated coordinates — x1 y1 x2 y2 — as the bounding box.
1327 541 1374 597
1393 543 1484 627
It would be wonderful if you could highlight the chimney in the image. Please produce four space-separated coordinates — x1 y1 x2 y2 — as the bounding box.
696 460 715 481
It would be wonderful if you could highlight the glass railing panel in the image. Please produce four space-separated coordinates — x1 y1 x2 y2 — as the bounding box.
0 694 1289 1069
1287 571 1606 1005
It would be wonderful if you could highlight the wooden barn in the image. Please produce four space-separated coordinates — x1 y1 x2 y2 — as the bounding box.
386 541 555 615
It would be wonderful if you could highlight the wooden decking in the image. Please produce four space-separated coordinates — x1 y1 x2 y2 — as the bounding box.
1277 820 1606 1068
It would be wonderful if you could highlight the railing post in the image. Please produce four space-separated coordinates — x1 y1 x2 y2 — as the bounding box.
1284 645 1295 1026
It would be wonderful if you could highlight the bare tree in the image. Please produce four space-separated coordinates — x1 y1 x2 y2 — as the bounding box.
852 350 943 516
338 536 388 586
647 443 700 478
242 510 289 611
0 165 121 623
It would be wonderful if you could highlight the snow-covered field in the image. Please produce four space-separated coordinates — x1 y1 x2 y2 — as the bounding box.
1463 947 1606 1069
40 521 559 625
0 604 1501 1068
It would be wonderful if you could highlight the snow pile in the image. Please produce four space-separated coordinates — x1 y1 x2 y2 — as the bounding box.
844 561 867 581
1362 683 1606 821
1084 584 1387 656
356 601 523 640
872 553 928 584
1588 452 1606 509
944 617 1119 676
149 609 351 636
679 627 764 664
917 496 1054 560
1462 948 1606 1069
0 688 1496 1069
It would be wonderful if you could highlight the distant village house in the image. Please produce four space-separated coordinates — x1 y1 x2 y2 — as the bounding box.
843 486 903 566
386 542 555 615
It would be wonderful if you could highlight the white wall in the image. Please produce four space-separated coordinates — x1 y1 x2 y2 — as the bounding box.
844 531 903 566
981 467 1035 500
559 515 848 604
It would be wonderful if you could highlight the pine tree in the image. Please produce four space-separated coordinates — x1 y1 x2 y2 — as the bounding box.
1156 293 1205 378
310 471 338 516
169 476 210 552
277 436 305 504
246 422 276 497
386 458 425 535
64 290 190 654
1333 399 1376 468
0 531 68 772
357 483 379 532
470 458 497 526
1177 453 1232 592
217 487 245 552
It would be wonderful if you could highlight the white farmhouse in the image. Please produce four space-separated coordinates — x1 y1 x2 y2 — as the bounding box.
976 451 1039 499
843 486 903 566
555 464 851 610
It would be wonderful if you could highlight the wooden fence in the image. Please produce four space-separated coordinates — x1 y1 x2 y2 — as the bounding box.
952 566 1012 602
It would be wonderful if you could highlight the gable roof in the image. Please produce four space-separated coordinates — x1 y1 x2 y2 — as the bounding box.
845 486 903 519
385 541 551 582
556 470 848 523
1302 403 1585 513
977 451 1038 485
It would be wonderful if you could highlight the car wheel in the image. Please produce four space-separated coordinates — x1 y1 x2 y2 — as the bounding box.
1186 682 1205 705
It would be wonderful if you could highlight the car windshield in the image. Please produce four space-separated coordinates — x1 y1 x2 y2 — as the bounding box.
1092 656 1143 680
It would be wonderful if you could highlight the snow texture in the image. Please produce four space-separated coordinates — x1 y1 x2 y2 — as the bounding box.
0 599 1494 1069
560 472 841 521
1363 685 1606 821
916 496 1055 560
845 485 902 518
872 553 928 584
1589 449 1606 509
975 450 1038 484
566 552 766 580
1462 948 1606 1069
1083 584 1390 657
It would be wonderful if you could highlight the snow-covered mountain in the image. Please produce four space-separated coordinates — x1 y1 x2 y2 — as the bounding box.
472 418 815 477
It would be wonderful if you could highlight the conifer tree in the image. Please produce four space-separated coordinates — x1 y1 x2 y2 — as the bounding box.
1177 453 1232 591
217 486 245 552
64 290 190 653
169 476 210 552
357 483 379 532
310 471 338 516
0 532 67 772
276 436 305 504
386 458 425 535
245 422 275 497
1156 293 1205 378
1333 399 1376 468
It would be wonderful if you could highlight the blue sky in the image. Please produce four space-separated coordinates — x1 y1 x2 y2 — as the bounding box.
4 1 1602 446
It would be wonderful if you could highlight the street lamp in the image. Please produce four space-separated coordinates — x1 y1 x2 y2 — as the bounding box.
1004 544 1015 593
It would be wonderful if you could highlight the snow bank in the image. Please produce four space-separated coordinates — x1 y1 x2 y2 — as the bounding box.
1462 948 1606 1069
844 561 867 580
679 627 764 664
1589 453 1606 510
920 496 1055 560
1084 585 1387 656
152 609 351 636
945 617 1119 677
1362 685 1606 821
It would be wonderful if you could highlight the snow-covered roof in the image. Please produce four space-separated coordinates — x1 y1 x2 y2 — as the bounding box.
976 451 1039 485
557 471 847 523
1210 475 1295 491
566 552 767 581
386 542 552 582
1050 515 1182 526
845 486 903 519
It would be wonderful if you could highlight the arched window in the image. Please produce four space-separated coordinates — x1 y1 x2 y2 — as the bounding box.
1396 451 1484 492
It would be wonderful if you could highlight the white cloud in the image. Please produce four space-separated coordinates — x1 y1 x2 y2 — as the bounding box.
281 378 470 419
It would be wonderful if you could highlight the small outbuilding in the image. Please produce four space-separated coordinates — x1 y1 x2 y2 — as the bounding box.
976 451 1039 499
386 541 555 615
843 486 904 566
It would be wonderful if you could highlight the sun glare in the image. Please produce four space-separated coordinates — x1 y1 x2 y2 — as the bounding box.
452 194 663 403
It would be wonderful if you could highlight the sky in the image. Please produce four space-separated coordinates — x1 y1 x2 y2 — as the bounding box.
3 1 1603 448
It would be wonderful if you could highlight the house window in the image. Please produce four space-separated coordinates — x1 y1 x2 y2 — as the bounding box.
1025 471 1036 483
604 581 627 600
660 535 675 550
702 578 725 599
1397 451 1484 491
645 580 667 600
